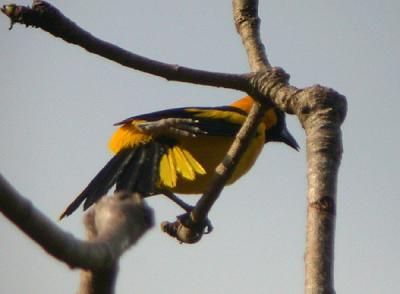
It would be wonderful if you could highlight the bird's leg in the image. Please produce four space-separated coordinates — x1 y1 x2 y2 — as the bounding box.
162 190 193 212
137 118 207 138
162 190 213 234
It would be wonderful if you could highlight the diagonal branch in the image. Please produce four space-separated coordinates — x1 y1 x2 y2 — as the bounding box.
1 1 250 92
181 0 275 234
163 102 267 243
168 0 278 242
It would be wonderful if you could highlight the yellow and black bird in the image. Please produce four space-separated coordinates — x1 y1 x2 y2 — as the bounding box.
59 96 298 220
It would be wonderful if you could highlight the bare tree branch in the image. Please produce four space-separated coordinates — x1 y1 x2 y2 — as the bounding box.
0 174 153 272
0 1 250 92
232 1 347 293
2 1 347 293
171 0 287 243
77 201 123 294
164 102 267 243
79 265 118 294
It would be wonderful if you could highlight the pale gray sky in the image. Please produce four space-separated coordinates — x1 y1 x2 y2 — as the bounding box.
1 1 399 293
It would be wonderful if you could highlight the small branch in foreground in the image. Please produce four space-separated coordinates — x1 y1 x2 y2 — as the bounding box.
161 0 277 244
167 103 267 243
0 175 153 271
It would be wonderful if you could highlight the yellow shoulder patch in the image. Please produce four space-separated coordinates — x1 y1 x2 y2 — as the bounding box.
108 123 152 154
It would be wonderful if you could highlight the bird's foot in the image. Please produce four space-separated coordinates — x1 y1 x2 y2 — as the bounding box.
161 212 213 244
137 118 207 137
162 191 193 212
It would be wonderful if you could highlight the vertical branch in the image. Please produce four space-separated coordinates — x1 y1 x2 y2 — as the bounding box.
78 207 119 294
77 193 151 294
233 1 347 294
300 87 346 294
79 265 118 294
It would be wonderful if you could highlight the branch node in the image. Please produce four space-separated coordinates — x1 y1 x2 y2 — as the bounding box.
298 85 347 127
248 67 290 105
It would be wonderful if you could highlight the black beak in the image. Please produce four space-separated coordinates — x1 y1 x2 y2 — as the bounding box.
280 126 299 151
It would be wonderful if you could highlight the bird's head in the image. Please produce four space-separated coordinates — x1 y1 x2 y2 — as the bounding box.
264 108 299 150
231 96 299 151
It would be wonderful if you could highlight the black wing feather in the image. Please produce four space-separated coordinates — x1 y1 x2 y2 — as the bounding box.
116 145 147 192
115 143 167 195
60 143 170 219
146 143 166 194
59 148 135 220
114 105 246 125
82 148 137 210
136 143 165 194
115 107 244 138
188 118 241 137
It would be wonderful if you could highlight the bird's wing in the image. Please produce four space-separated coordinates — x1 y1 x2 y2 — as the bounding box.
59 138 207 219
114 105 247 138
59 147 140 219
110 105 252 190
60 106 250 219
